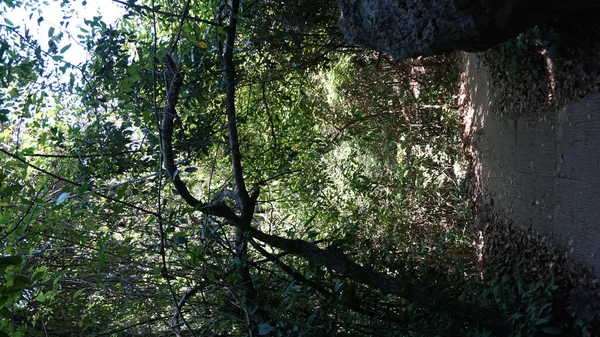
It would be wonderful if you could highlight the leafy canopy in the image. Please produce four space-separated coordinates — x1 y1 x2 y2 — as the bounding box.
0 1 503 336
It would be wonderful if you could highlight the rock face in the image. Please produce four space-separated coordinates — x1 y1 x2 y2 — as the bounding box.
337 0 600 60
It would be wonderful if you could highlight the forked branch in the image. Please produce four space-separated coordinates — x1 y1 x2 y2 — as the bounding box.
159 56 236 218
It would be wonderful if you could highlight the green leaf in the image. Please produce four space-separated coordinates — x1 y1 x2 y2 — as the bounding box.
172 233 188 245
284 281 295 295
48 26 55 37
3 183 23 195
538 303 552 315
73 288 86 299
35 292 47 302
334 282 344 292
407 302 419 310
0 109 9 123
541 327 562 335
32 268 46 282
60 44 71 53
0 308 13 319
12 275 30 288
248 304 258 315
79 181 91 195
56 192 70 205
258 323 273 335
0 255 23 266
4 18 13 26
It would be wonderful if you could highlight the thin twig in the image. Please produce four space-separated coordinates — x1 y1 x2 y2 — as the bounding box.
169 0 192 55
112 0 216 26
0 147 159 217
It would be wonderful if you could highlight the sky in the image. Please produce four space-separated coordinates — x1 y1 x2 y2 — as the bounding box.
7 0 126 64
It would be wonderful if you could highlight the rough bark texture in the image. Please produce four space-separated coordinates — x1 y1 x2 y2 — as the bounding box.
336 0 600 60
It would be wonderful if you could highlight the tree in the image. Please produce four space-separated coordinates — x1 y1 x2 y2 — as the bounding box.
1 0 509 336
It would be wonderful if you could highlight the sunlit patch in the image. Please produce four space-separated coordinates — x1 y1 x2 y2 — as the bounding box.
540 48 556 103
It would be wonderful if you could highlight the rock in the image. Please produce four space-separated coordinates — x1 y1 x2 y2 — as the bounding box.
336 0 600 60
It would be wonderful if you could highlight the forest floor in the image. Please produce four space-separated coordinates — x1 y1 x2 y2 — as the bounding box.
458 25 600 335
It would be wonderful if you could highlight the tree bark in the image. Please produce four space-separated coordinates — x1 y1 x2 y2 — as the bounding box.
223 212 512 334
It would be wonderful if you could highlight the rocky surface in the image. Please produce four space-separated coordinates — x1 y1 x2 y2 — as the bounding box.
337 0 600 61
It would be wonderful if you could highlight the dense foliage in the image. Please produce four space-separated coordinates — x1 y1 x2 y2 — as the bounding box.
0 1 510 336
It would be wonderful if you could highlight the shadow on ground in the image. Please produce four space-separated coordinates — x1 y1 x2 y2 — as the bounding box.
462 52 600 275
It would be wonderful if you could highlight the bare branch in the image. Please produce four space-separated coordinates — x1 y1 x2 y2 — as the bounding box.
223 0 249 208
169 0 192 55
0 147 159 217
22 150 139 158
158 56 237 218
224 214 511 334
172 286 201 336
250 240 408 325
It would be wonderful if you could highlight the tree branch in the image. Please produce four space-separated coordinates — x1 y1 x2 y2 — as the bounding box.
112 0 217 26
0 147 159 217
169 0 192 55
221 0 270 328
224 214 511 334
158 56 237 218
250 240 407 324
153 1 508 334
172 286 201 336
223 0 249 207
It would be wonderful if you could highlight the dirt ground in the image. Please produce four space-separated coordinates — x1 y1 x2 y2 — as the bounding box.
460 52 600 277
457 28 600 329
